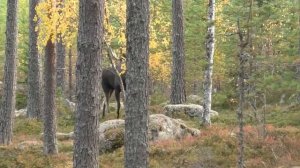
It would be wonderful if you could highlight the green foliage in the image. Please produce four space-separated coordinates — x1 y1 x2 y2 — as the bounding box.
14 117 42 135
56 96 75 133
16 91 27 109
150 92 169 105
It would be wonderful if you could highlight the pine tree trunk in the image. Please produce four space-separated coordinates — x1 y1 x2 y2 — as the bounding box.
170 0 186 104
0 0 18 145
237 19 248 168
43 38 58 154
202 0 215 127
124 0 150 167
68 47 73 100
56 38 66 92
237 51 246 168
27 0 42 119
73 0 103 166
298 0 300 55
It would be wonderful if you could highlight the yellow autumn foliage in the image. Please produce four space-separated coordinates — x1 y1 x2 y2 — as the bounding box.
35 0 78 50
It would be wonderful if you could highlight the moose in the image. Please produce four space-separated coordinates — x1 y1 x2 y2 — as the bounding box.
102 68 126 118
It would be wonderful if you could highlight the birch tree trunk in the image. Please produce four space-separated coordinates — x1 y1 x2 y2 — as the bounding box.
170 0 186 104
73 0 103 166
202 0 215 127
27 0 42 119
124 0 150 167
43 38 58 154
0 0 18 145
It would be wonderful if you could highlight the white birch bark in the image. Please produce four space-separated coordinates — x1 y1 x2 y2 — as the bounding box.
202 0 215 126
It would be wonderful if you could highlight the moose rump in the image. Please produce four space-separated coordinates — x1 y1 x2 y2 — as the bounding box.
101 68 126 118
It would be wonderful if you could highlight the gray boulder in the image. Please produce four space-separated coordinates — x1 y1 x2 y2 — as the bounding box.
98 114 200 153
54 114 200 153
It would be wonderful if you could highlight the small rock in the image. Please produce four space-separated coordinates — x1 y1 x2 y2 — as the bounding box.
65 99 76 112
17 140 42 150
15 108 27 117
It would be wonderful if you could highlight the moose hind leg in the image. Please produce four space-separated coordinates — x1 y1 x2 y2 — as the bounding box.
115 90 121 118
103 89 112 118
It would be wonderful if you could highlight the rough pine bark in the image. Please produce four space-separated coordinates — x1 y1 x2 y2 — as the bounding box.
56 38 66 92
124 0 150 167
68 48 73 100
27 0 42 119
170 0 186 104
43 38 58 154
56 0 66 92
237 19 248 168
73 0 103 166
202 0 215 126
0 0 18 145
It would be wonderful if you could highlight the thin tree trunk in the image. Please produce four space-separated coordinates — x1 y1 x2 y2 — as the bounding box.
43 38 58 154
27 0 42 119
68 47 73 100
73 0 103 166
237 18 249 168
298 0 300 55
202 0 215 127
56 38 66 92
0 0 18 145
170 0 186 104
56 0 66 92
124 0 150 167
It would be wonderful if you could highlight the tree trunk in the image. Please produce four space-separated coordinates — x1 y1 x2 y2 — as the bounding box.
73 0 103 166
27 0 42 119
202 0 215 127
298 0 300 55
56 0 66 92
43 38 58 154
0 0 18 145
68 47 73 100
56 38 66 92
237 19 249 168
124 0 150 167
170 0 186 104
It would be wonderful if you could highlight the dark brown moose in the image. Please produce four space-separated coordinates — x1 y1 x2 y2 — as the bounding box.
101 68 126 118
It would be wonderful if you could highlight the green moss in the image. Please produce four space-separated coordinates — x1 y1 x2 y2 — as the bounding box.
105 127 125 151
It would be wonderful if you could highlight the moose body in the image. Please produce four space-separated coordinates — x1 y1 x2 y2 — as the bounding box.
102 68 126 118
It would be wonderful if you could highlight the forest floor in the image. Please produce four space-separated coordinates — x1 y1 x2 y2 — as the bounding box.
0 99 300 168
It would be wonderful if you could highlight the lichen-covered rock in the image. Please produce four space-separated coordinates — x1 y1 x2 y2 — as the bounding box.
149 114 200 141
98 119 125 153
56 115 200 153
164 104 218 119
98 114 200 153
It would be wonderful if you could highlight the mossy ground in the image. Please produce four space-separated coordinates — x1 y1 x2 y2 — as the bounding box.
0 97 299 167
